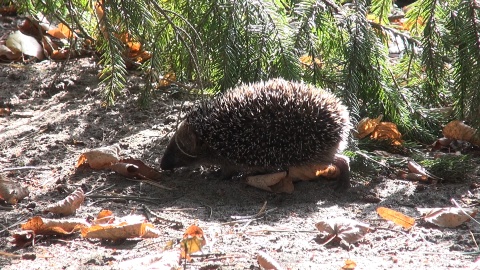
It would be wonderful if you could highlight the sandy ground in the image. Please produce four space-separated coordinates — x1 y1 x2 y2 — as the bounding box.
0 58 479 270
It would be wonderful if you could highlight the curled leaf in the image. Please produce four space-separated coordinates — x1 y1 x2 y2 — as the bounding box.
76 145 120 169
115 158 162 180
370 122 403 145
180 224 206 261
342 259 357 270
81 214 160 240
21 216 89 235
44 187 85 215
356 115 383 139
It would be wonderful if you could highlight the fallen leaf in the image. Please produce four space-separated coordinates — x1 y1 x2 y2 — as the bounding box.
246 171 287 192
115 158 162 180
376 207 415 230
370 122 403 145
43 187 85 215
0 174 29 204
342 259 357 270
315 218 372 246
402 172 429 182
356 115 383 139
418 207 477 228
431 137 453 150
21 216 89 235
159 71 176 88
11 230 35 248
6 30 45 60
443 120 480 146
93 209 115 224
47 23 73 39
0 107 11 116
407 160 440 180
76 145 120 169
257 250 285 270
180 224 206 261
81 214 161 240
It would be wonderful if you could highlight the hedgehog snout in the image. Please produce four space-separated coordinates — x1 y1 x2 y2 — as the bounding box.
160 123 201 170
160 137 178 170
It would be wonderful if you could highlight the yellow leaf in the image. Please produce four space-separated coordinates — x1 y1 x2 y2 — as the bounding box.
376 207 415 230
356 115 382 139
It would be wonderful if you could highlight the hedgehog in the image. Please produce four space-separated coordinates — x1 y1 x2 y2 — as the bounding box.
160 78 352 190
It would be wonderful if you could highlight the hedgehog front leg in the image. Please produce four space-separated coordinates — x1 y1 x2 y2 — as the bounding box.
333 154 350 191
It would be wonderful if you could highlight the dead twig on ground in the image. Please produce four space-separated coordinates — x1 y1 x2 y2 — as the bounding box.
0 166 51 172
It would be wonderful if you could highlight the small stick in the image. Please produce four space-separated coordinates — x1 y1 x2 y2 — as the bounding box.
86 194 161 205
0 166 51 172
142 204 183 227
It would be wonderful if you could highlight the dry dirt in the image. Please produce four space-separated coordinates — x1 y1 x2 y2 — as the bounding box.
0 58 480 270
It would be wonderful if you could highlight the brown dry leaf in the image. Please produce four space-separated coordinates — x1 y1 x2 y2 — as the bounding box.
115 158 162 180
376 207 415 230
6 30 45 60
76 145 120 169
443 120 480 146
431 137 453 150
0 174 29 204
43 187 85 215
159 71 176 88
257 251 285 270
356 115 383 139
180 224 206 261
403 173 429 182
47 23 73 39
342 259 357 270
21 216 89 235
50 49 71 60
246 171 287 192
81 214 160 240
315 218 372 246
406 161 441 181
93 209 115 225
418 207 477 228
370 122 403 145
11 230 35 248
0 107 11 116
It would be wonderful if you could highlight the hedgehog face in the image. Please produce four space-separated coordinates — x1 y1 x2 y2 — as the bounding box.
160 121 201 170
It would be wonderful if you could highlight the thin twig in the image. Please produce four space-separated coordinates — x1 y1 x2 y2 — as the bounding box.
142 204 183 227
0 215 28 234
0 166 51 172
86 194 162 205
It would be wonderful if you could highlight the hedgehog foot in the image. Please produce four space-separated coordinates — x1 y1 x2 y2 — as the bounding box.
333 154 350 191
